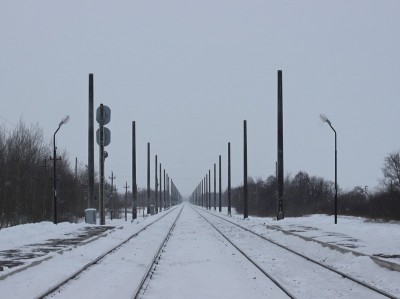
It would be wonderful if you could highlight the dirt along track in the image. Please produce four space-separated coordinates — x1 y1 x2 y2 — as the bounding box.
140 204 289 299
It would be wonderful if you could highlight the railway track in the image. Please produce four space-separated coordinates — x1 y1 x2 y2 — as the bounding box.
132 206 184 299
34 206 182 299
139 204 292 299
194 206 399 299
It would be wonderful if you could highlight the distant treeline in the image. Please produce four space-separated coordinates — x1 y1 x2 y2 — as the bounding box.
1 120 399 227
224 168 400 221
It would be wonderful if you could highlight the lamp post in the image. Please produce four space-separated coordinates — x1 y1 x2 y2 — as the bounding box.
53 115 70 224
320 114 337 224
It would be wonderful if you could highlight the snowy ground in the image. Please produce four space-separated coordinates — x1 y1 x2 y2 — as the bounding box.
0 204 399 298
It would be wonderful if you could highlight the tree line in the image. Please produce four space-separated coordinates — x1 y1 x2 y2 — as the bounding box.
0 121 88 228
0 120 178 228
226 152 400 221
1 120 399 227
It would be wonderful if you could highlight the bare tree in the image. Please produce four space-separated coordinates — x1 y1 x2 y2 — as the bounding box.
381 150 400 193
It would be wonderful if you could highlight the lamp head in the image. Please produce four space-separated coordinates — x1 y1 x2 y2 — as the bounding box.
319 114 331 126
59 115 70 127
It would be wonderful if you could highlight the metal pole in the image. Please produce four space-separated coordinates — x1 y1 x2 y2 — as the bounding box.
163 169 166 210
155 155 158 213
109 172 116 220
206 174 208 209
99 104 105 225
244 120 248 219
167 174 170 208
214 163 216 211
201 179 204 208
53 127 60 224
228 142 231 216
88 74 94 210
124 181 129 221
219 155 222 212
132 121 137 220
147 142 150 214
321 114 338 224
208 170 211 210
277 70 285 220
159 163 162 212
332 126 338 224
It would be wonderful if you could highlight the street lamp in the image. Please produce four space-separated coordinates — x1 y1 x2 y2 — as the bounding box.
53 115 70 224
320 113 338 224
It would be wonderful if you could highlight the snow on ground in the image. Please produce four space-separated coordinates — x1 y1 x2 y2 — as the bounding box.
0 205 399 298
142 205 288 299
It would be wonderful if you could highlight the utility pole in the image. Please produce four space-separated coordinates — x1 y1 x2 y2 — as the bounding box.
244 120 248 219
228 142 231 216
99 104 105 225
155 155 158 213
132 121 137 220
88 73 94 210
277 70 285 220
147 142 150 214
163 169 166 210
124 181 130 221
205 173 208 210
159 163 162 212
219 155 222 212
201 178 204 207
214 164 216 211
109 172 116 220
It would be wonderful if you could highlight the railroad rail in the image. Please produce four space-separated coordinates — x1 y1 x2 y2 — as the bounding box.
34 206 181 299
194 206 399 299
132 206 184 299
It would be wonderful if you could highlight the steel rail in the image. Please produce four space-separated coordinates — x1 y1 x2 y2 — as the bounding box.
192 207 296 299
131 205 184 299
197 206 399 299
35 206 179 299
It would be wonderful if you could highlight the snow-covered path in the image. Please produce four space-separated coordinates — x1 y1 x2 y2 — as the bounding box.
142 204 288 299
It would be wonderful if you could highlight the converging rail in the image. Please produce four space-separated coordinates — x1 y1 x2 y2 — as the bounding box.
192 207 296 299
34 206 181 299
194 206 399 299
132 206 184 299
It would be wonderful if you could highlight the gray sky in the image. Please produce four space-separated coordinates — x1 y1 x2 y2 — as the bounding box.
1 0 399 196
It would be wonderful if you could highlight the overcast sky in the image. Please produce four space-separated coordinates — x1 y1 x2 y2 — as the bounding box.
1 0 399 196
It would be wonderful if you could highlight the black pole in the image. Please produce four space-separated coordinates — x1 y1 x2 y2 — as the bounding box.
201 179 204 207
53 127 60 224
321 114 338 224
99 104 105 225
243 120 248 219
208 170 211 210
159 163 162 212
205 173 208 210
132 121 137 220
277 70 284 220
219 155 222 212
147 142 150 214
333 126 338 224
124 181 129 221
163 169 166 210
214 163 216 211
228 142 231 216
155 155 158 214
88 74 94 210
